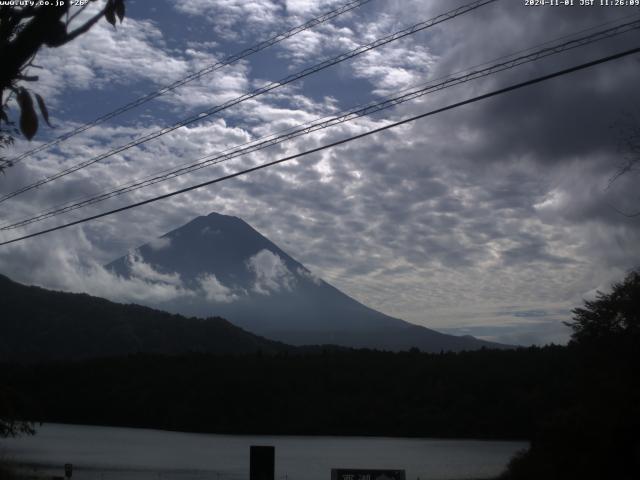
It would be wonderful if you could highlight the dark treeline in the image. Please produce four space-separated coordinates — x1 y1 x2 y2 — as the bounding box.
2 346 573 439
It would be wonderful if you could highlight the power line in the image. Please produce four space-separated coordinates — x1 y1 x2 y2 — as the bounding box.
3 17 638 231
0 0 499 204
25 13 640 220
2 0 495 194
0 0 373 169
1 45 638 247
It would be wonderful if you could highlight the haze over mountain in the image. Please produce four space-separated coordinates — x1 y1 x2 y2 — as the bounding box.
106 212 505 352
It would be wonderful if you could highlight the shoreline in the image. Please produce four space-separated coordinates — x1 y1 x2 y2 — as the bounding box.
1 424 521 480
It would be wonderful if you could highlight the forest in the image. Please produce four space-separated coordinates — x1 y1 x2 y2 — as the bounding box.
1 346 570 439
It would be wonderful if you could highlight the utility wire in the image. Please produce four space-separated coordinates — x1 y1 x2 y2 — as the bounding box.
4 14 638 234
0 0 373 169
1 45 638 247
0 0 499 204
19 12 640 226
3 17 639 231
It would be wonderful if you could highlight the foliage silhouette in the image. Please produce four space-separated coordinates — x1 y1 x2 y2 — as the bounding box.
502 270 640 480
567 270 640 344
0 0 126 172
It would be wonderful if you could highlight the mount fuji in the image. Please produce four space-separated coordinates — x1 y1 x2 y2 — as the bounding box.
106 212 505 352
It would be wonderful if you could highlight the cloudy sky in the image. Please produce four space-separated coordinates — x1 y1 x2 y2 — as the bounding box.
1 0 640 345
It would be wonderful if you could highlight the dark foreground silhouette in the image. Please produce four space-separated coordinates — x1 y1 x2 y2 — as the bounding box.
2 346 569 439
1 271 638 479
501 270 640 479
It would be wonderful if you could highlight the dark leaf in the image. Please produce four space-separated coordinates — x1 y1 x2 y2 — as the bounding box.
0 108 8 124
17 88 38 141
104 0 116 27
44 20 67 47
35 94 53 128
114 0 125 22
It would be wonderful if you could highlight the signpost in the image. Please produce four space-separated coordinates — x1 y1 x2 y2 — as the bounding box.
64 464 73 479
250 445 275 480
331 469 406 480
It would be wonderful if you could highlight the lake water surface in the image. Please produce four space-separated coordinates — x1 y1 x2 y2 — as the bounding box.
0 424 527 480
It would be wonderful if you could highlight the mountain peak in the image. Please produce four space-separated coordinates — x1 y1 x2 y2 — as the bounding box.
199 211 245 226
106 214 508 352
207 211 239 220
169 212 248 237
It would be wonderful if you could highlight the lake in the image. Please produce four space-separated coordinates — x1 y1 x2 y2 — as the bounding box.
0 424 527 480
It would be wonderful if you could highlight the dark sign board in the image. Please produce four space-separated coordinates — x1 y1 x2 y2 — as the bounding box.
331 469 405 480
250 445 275 480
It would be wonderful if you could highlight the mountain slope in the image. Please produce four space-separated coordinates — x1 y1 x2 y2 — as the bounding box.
106 212 506 352
0 274 287 362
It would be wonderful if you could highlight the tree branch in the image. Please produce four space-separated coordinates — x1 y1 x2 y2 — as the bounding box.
11 6 39 20
607 201 640 218
16 74 39 82
63 4 109 43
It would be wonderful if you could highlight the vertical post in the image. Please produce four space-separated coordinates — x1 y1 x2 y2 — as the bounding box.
64 464 73 480
250 445 274 480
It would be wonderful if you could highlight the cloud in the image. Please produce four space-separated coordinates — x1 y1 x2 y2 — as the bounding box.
174 0 283 40
285 0 352 16
0 228 194 305
276 23 358 67
246 249 296 294
33 15 191 102
349 21 436 96
442 320 572 347
296 266 322 285
198 273 238 303
126 251 183 286
147 236 172 251
88 261 195 304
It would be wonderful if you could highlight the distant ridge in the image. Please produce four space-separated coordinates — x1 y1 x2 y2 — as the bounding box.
0 274 288 362
106 212 508 352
